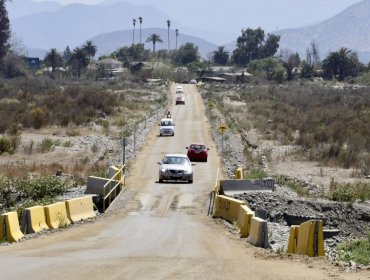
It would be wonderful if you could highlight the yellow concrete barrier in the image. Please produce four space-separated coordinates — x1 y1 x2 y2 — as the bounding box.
235 167 244 180
44 202 71 229
296 220 325 257
236 205 254 238
1 212 24 242
287 225 299 254
213 195 246 223
0 215 4 241
66 196 96 223
21 205 49 234
246 216 271 249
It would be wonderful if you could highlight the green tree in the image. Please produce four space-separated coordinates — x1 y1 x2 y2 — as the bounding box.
113 44 149 63
146 34 163 53
44 48 63 77
83 40 97 61
231 27 280 66
173 43 200 65
248 57 285 82
0 0 10 63
322 47 360 81
63 46 72 62
280 50 300 81
212 46 229 65
68 47 89 79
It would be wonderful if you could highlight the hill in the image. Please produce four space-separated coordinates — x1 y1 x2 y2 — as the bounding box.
10 2 183 51
90 28 218 58
274 0 370 62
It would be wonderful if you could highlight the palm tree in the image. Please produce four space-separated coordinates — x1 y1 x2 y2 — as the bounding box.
132 18 136 45
44 48 63 77
138 17 143 45
146 33 162 53
212 46 229 66
175 29 179 50
82 40 97 61
166 19 171 52
322 47 359 81
68 48 89 79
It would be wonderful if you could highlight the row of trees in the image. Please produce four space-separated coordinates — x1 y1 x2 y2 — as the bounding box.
44 41 97 78
1 0 368 82
131 17 179 51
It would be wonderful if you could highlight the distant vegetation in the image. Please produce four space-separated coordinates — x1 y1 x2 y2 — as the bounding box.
202 83 370 175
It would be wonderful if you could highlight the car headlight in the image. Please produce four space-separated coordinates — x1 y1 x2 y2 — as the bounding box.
161 168 167 172
184 170 191 174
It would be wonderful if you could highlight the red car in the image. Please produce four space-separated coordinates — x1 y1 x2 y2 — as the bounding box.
176 95 185 105
186 143 209 162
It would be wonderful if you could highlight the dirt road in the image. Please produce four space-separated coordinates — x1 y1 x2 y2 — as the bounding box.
0 84 368 280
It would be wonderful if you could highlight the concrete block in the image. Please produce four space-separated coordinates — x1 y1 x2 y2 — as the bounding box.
213 195 246 223
66 196 96 223
287 225 299 253
85 176 120 196
2 212 24 242
220 178 275 195
236 205 254 238
246 216 271 249
296 220 325 257
44 202 71 229
21 206 49 234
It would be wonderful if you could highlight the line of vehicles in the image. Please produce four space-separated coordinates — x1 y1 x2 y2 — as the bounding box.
157 84 209 184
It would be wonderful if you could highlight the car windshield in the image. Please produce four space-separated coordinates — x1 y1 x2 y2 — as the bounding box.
163 156 188 165
190 144 205 150
161 121 173 126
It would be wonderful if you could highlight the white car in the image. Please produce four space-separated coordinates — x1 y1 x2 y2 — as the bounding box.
176 85 184 94
189 79 197 84
158 154 195 183
159 118 175 136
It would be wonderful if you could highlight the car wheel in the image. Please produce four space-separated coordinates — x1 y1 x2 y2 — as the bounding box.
204 158 208 162
159 178 163 183
188 179 193 184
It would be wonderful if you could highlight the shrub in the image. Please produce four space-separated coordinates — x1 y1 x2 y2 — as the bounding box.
63 140 73 147
16 175 68 201
0 135 19 155
245 169 269 179
29 107 48 129
39 138 54 153
337 232 370 265
327 179 370 202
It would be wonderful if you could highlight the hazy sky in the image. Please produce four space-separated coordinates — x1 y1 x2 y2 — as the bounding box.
31 0 364 36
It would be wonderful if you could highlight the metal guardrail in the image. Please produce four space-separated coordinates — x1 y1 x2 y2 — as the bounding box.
102 164 126 213
208 169 220 216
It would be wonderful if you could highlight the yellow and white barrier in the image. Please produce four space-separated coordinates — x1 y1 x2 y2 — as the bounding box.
1 212 24 242
44 202 71 229
21 205 49 234
246 216 271 249
66 196 96 223
236 205 254 238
